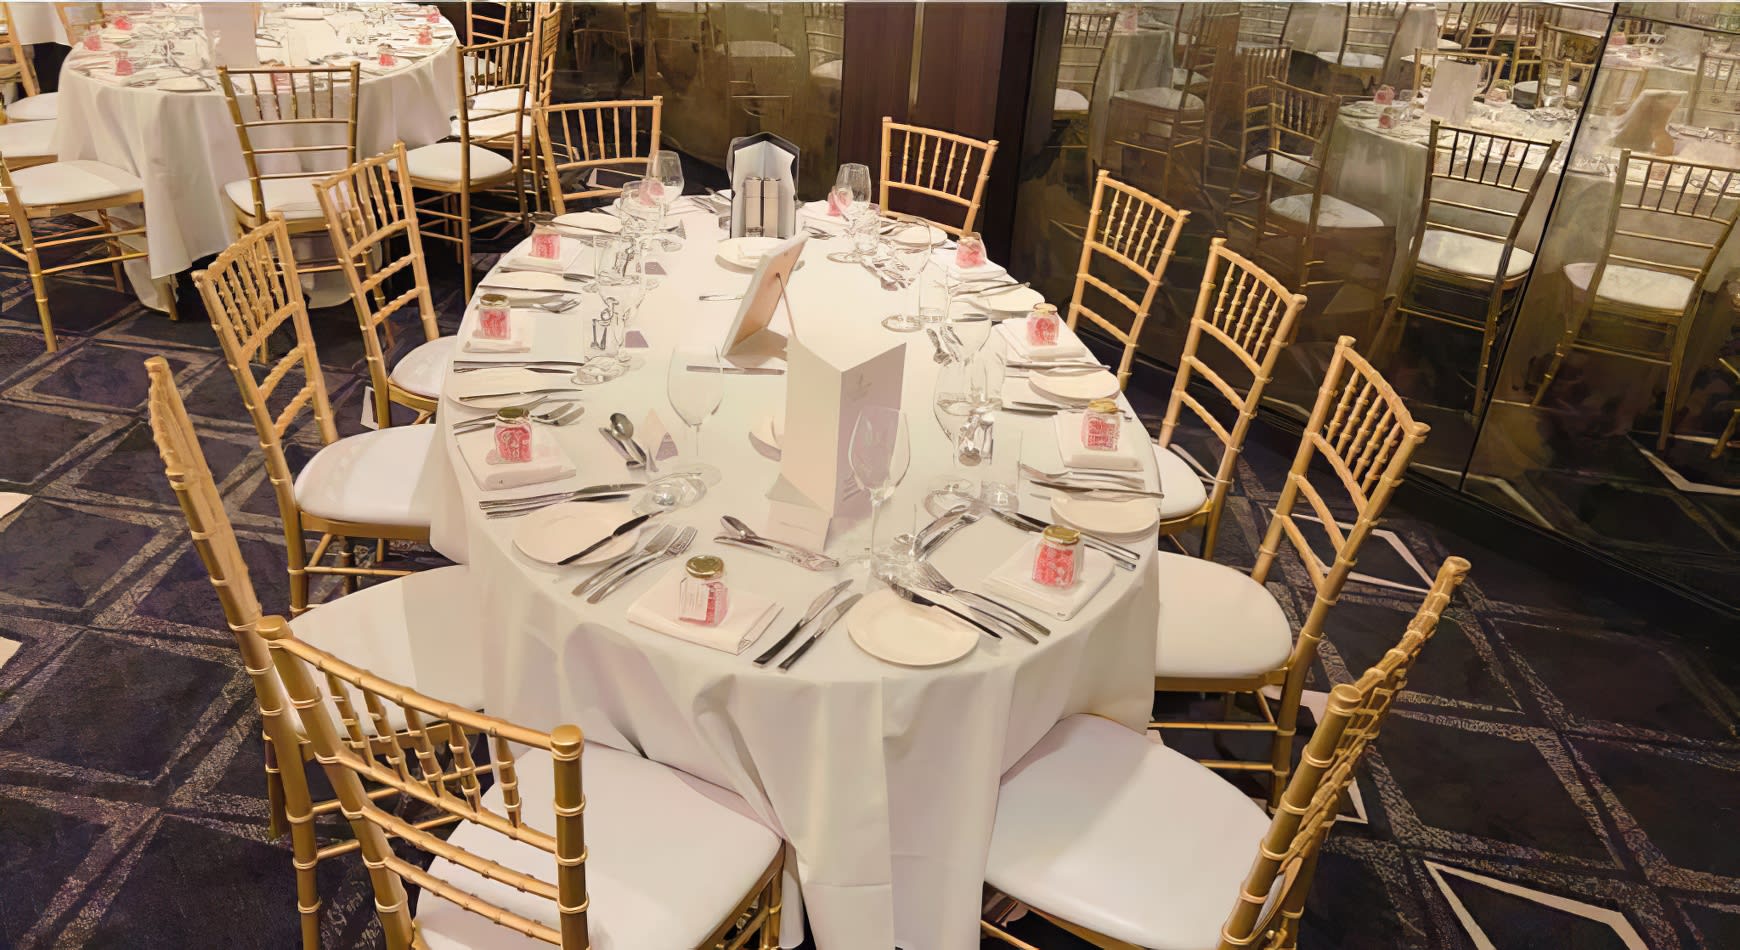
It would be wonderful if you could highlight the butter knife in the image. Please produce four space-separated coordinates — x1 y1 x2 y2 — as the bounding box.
778 593 864 671
714 536 840 571
558 513 651 565
754 580 851 665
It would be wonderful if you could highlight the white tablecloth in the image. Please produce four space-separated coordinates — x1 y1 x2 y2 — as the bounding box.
9 3 68 46
425 216 1160 949
1088 28 1173 168
51 10 458 286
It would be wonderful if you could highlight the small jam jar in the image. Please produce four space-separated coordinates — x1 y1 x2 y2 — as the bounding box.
377 44 396 67
1032 525 1082 589
678 555 730 626
1027 303 1060 346
113 50 134 77
112 12 132 30
530 213 561 259
417 25 434 45
1374 84 1395 105
425 5 442 22
1080 398 1122 451
1378 106 1398 130
83 26 102 51
477 292 511 339
493 406 533 463
955 232 986 269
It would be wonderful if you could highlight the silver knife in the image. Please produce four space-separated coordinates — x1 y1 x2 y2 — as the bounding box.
686 364 786 375
455 386 584 404
754 580 851 666
558 513 652 565
778 593 864 671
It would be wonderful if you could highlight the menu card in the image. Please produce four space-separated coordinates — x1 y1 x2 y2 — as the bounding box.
203 4 259 69
1424 60 1480 125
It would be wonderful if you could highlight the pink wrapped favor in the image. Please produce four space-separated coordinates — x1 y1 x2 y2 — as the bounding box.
955 233 986 269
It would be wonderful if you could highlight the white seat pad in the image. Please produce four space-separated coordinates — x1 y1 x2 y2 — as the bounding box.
1055 87 1090 112
1313 50 1385 69
389 336 458 399
418 745 782 950
467 87 526 113
222 175 327 219
986 715 1271 950
1245 151 1316 184
450 111 535 141
1418 229 1534 279
8 159 142 206
1563 261 1696 312
293 424 437 529
1155 551 1292 679
1112 86 1204 111
0 118 57 158
1268 192 1385 230
811 58 842 81
6 92 59 121
1153 443 1210 521
404 142 515 183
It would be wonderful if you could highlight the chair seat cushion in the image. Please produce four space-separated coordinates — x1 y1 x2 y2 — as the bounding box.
986 715 1272 950
1112 86 1204 111
467 87 526 113
1055 87 1091 113
404 141 516 183
1563 261 1696 312
8 159 142 206
1313 50 1385 70
1153 443 1210 521
0 118 57 158
293 424 437 529
1155 551 1292 679
1268 192 1385 230
718 39 794 59
418 744 782 949
1418 229 1534 279
811 58 842 81
1245 151 1317 184
6 92 59 121
389 335 457 399
222 175 327 219
450 111 534 141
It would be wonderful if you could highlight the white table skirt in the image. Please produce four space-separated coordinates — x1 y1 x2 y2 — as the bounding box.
424 214 1160 949
9 3 67 46
50 11 458 286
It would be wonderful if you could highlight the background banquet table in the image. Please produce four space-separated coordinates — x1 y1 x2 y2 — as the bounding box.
50 8 458 301
423 214 1161 949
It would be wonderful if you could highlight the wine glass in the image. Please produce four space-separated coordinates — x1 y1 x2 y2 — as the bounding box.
649 149 684 212
666 344 724 488
587 234 644 377
881 221 935 332
828 162 874 263
848 407 911 577
930 362 979 503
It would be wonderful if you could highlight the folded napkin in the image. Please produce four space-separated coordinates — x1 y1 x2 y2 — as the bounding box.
1054 411 1143 471
626 567 782 654
937 251 1007 281
457 427 576 491
798 200 847 230
503 236 586 274
461 311 535 353
478 270 574 294
997 317 1088 360
984 539 1115 621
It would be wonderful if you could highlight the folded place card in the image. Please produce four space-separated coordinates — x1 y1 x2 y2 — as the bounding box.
640 409 681 462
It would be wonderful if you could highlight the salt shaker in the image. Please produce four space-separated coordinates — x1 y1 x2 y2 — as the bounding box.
529 213 560 259
493 407 533 463
1080 398 1122 451
1027 303 1060 346
476 293 511 340
1031 525 1082 589
678 555 730 626
955 232 986 269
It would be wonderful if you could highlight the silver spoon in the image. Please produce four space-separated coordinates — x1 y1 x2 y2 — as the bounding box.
610 411 656 473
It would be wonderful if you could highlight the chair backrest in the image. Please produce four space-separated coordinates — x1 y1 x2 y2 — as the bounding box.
1690 50 1740 128
1065 171 1189 388
803 1 844 72
1158 237 1307 541
1411 48 1507 97
454 35 532 165
259 613 589 950
1406 120 1559 278
314 143 441 429
1058 10 1116 103
1586 151 1740 315
0 3 41 98
1439 1 1510 50
54 1 104 41
530 1 560 108
1217 556 1471 949
1258 80 1342 245
467 0 532 42
1235 44 1292 146
1236 2 1292 48
217 64 361 222
191 216 338 556
535 97 664 213
1179 9 1241 90
1341 1 1405 62
878 117 999 237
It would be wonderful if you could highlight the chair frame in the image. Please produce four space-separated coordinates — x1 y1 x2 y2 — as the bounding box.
1235 2 1293 50
535 96 664 213
802 1 844 79
878 117 999 237
52 1 104 43
1689 49 1740 129
1155 237 1307 559
192 214 430 614
466 0 532 43
1065 171 1189 389
1438 2 1511 53
1057 10 1117 115
1 2 45 101
1323 1 1405 92
315 143 444 429
1207 43 1291 224
1153 336 1430 806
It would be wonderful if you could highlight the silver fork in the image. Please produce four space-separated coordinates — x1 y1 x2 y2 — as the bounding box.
586 527 697 603
913 561 1050 638
454 402 583 434
570 525 675 593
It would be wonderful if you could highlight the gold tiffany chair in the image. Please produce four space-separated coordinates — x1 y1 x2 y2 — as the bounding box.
316 144 452 429
1532 151 1740 450
535 96 664 213
1689 49 1740 129
1152 336 1430 805
1205 43 1291 224
1154 238 1308 560
1066 171 1189 389
878 117 999 237
1376 120 1559 413
2 1 61 120
261 613 788 949
984 558 1470 950
145 356 482 950
1316 1 1404 93
193 215 437 614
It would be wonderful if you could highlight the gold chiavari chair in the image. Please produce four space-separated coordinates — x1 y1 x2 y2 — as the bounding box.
1056 10 1116 119
144 356 483 950
1316 1 1404 93
1376 120 1559 413
408 34 531 299
1411 48 1509 98
1515 21 1599 108
1438 1 1510 52
983 557 1470 950
1206 43 1291 223
1155 237 1307 560
261 612 788 949
466 0 532 43
1152 336 1430 805
1533 151 1740 450
536 97 663 213
1065 171 1189 389
803 1 844 86
1236 2 1292 49
316 144 450 430
1104 76 1206 208
0 100 58 169
1690 50 1740 129
570 1 635 78
878 117 999 237
216 64 360 277
1712 357 1740 459
2 2 57 120
193 215 437 614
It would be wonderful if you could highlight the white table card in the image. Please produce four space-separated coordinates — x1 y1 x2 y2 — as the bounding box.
202 4 260 69
1424 60 1480 125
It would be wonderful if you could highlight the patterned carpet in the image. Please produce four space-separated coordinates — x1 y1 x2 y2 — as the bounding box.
1 227 1737 950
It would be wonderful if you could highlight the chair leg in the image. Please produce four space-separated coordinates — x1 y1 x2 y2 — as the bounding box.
263 733 289 840
1658 316 1696 451
1473 292 1506 415
28 260 57 353
289 562 310 617
1267 714 1296 810
1532 284 1593 406
288 783 322 950
157 276 180 321
458 191 474 300
758 861 783 950
96 209 126 291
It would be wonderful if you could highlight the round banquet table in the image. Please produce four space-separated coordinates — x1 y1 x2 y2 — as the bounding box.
422 215 1161 949
50 8 459 294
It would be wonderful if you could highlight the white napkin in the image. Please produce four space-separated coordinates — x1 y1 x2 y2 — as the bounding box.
799 200 848 231
456 427 576 491
984 539 1115 621
502 236 585 273
1054 411 1143 471
937 251 1007 281
997 317 1088 360
461 312 534 353
626 567 782 654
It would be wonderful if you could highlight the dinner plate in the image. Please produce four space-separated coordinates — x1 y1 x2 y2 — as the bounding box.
974 285 1044 313
885 219 949 247
554 210 621 234
513 500 640 566
1050 492 1161 543
716 236 784 270
156 76 208 92
1029 368 1119 403
846 589 977 667
446 367 575 405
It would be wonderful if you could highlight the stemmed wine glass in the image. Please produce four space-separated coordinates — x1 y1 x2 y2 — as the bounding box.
881 221 936 332
930 361 980 504
827 162 874 263
848 407 912 579
666 343 724 485
647 150 685 249
580 234 643 382
616 179 666 283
